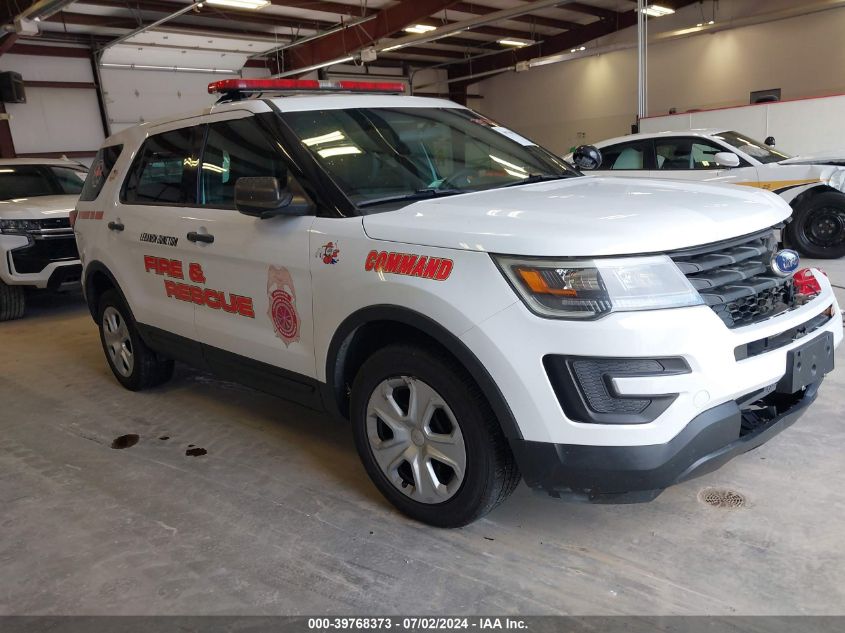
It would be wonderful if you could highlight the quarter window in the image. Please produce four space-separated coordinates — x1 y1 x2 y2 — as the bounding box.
80 145 122 201
122 128 199 205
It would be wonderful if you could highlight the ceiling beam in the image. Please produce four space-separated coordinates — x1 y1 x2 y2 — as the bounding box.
450 2 582 31
561 2 620 20
282 0 462 74
445 0 697 83
263 0 375 17
76 0 334 33
43 11 297 42
0 34 20 56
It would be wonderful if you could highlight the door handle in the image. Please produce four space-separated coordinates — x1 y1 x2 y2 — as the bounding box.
107 221 124 232
187 231 214 244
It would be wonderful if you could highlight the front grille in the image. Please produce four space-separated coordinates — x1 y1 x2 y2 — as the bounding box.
36 217 71 230
11 235 79 273
670 229 799 328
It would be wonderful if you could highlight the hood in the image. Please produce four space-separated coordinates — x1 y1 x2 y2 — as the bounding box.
0 194 79 221
779 151 845 166
363 177 791 257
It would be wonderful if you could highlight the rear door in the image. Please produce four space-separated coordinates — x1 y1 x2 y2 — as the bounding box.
114 122 204 341
591 139 654 178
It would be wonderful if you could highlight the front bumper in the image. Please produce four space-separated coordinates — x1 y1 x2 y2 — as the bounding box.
1 233 81 289
461 269 841 446
510 379 820 501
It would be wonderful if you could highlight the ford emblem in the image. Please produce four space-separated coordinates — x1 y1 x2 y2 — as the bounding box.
771 249 800 276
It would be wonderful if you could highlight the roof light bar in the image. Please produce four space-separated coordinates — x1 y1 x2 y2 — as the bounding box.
207 78 406 96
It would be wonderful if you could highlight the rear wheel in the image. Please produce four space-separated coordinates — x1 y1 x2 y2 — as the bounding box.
785 191 845 259
351 344 520 527
97 289 173 390
0 281 25 321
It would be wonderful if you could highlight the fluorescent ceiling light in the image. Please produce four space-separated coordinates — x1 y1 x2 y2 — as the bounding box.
498 38 533 47
404 24 437 34
100 63 233 74
205 0 270 9
569 45 586 53
641 4 675 17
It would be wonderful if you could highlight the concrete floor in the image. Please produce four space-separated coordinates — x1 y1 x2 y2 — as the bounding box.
1 259 844 616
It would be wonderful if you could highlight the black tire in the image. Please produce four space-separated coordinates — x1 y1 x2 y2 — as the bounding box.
785 191 845 259
351 344 520 527
97 289 174 391
0 281 25 321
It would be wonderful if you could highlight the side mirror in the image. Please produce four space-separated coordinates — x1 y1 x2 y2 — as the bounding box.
714 152 741 168
764 136 776 147
235 176 310 218
572 144 602 171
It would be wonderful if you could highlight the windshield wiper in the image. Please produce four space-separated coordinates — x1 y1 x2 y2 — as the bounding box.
500 174 572 187
358 188 464 208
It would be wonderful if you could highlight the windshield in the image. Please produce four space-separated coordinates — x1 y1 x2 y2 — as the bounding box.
280 107 576 206
0 164 87 201
714 131 791 164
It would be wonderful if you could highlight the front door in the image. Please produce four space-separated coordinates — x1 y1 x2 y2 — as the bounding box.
183 114 318 400
651 136 759 186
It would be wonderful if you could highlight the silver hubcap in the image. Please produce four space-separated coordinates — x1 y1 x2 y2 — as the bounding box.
366 376 466 504
102 306 134 378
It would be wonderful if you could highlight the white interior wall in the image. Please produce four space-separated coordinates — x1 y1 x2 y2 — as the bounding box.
0 51 105 156
471 3 845 155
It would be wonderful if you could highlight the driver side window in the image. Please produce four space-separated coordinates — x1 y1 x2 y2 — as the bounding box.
655 138 726 170
199 117 308 209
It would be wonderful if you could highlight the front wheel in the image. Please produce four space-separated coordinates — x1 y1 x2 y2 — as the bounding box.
97 289 174 391
0 281 25 321
785 192 845 259
350 344 520 527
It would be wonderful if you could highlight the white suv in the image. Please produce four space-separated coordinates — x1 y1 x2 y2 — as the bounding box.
74 80 842 527
0 158 87 320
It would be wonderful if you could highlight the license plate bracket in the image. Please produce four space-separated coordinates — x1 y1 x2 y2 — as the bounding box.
776 331 835 393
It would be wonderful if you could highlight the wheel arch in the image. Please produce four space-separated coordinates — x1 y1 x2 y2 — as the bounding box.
324 305 523 440
783 183 841 208
83 261 133 323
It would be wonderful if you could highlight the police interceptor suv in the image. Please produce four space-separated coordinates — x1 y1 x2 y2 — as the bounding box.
74 79 842 527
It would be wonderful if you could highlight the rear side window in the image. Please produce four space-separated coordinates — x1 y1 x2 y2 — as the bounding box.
122 128 199 205
598 140 652 170
199 118 288 208
80 145 122 202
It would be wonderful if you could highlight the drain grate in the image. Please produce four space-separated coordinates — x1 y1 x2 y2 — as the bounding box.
698 488 746 508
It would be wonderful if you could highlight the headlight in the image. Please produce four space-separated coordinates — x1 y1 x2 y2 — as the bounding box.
0 219 39 234
493 254 704 319
829 168 845 193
